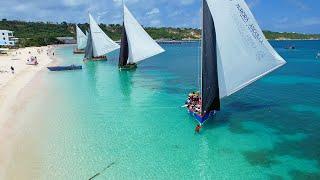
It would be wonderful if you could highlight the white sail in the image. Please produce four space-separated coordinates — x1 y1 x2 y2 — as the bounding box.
206 0 286 98
76 25 87 50
123 5 165 63
89 14 120 57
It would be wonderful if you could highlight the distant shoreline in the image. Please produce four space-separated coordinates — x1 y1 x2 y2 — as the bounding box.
156 39 320 43
2 19 319 47
64 38 320 47
270 39 320 41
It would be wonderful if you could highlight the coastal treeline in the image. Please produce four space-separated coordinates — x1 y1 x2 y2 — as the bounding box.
72 23 201 42
1 19 319 47
0 19 73 47
263 31 320 40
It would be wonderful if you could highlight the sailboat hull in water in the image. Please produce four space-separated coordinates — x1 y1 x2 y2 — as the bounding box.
73 48 85 54
119 63 137 70
185 91 216 125
118 5 165 69
84 56 108 61
188 109 216 125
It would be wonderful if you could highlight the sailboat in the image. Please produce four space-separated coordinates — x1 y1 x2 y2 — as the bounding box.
185 0 286 125
84 14 120 61
118 4 165 70
73 25 87 54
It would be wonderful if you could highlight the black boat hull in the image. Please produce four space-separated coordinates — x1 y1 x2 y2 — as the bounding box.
83 56 108 62
73 48 85 54
47 65 82 71
119 63 137 70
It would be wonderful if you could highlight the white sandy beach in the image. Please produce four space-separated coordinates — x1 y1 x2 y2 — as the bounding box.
0 46 55 120
0 46 56 179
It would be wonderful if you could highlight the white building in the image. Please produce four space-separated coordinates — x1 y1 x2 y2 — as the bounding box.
0 30 15 46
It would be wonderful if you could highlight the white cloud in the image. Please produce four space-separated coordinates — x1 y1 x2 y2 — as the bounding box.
247 0 260 9
286 0 310 10
301 18 320 26
146 8 160 15
0 0 318 33
168 10 182 18
112 0 122 6
150 19 161 26
62 0 88 7
14 4 30 12
180 0 194 5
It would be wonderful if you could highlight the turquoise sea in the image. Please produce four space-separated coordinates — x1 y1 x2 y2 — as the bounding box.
14 40 320 179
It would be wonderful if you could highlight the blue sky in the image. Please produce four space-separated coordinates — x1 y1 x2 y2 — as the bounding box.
0 0 319 33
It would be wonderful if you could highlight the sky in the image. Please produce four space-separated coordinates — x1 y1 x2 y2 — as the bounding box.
0 0 319 33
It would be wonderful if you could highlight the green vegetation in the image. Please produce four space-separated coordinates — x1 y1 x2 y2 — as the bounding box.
0 19 319 47
75 23 200 41
0 19 73 47
263 31 320 40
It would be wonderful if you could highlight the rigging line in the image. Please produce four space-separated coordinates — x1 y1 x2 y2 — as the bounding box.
199 0 204 108
196 38 201 91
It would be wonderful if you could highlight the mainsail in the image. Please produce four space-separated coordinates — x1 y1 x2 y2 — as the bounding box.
76 25 87 50
84 30 93 59
119 5 165 65
201 0 286 114
119 22 129 66
201 0 220 115
89 14 120 57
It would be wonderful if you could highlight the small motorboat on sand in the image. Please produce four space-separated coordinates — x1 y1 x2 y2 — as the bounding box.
73 48 85 54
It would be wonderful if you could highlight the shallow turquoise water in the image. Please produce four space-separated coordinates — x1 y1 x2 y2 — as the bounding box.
18 41 320 179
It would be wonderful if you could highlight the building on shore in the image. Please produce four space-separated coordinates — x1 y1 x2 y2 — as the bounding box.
0 30 15 46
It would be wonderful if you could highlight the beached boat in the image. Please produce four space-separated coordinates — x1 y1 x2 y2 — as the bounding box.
73 25 87 54
47 65 82 71
185 0 286 125
84 14 120 61
118 3 165 70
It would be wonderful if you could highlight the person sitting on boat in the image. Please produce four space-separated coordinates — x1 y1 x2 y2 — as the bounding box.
195 104 201 113
185 91 201 112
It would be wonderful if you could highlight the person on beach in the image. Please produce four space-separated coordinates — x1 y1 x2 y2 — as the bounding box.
10 66 14 74
195 125 202 134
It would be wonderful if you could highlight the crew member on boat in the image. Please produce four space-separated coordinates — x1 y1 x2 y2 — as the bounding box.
185 91 202 115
